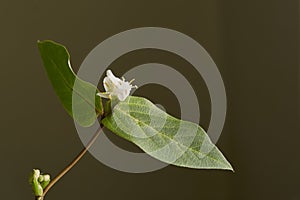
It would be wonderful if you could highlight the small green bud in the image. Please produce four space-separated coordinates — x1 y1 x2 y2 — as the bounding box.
33 169 40 179
38 175 44 182
40 174 51 189
29 169 43 196
43 174 50 182
33 184 43 197
29 169 51 197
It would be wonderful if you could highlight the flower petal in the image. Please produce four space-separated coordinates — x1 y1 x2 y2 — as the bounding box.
103 77 113 92
117 90 130 101
96 92 111 99
106 70 121 85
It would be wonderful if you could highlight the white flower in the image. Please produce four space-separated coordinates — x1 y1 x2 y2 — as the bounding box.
97 70 137 101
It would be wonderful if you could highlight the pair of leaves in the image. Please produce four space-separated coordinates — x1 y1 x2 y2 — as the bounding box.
38 40 233 171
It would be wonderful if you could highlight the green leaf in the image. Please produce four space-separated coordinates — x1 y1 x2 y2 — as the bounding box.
38 40 103 127
102 96 233 170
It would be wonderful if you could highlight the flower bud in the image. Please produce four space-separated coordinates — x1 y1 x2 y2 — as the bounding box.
38 175 44 182
43 174 50 182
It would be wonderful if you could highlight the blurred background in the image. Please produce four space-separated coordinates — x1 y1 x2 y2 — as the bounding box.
0 0 299 199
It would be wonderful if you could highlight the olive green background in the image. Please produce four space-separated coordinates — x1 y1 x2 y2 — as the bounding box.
1 0 299 200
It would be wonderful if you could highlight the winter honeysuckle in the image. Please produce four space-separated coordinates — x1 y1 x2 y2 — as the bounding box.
97 69 137 101
33 40 233 200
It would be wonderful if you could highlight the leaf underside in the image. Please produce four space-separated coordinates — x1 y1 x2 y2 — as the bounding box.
38 40 102 127
102 96 233 170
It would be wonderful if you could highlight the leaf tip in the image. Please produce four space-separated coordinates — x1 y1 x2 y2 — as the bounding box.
223 162 234 172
